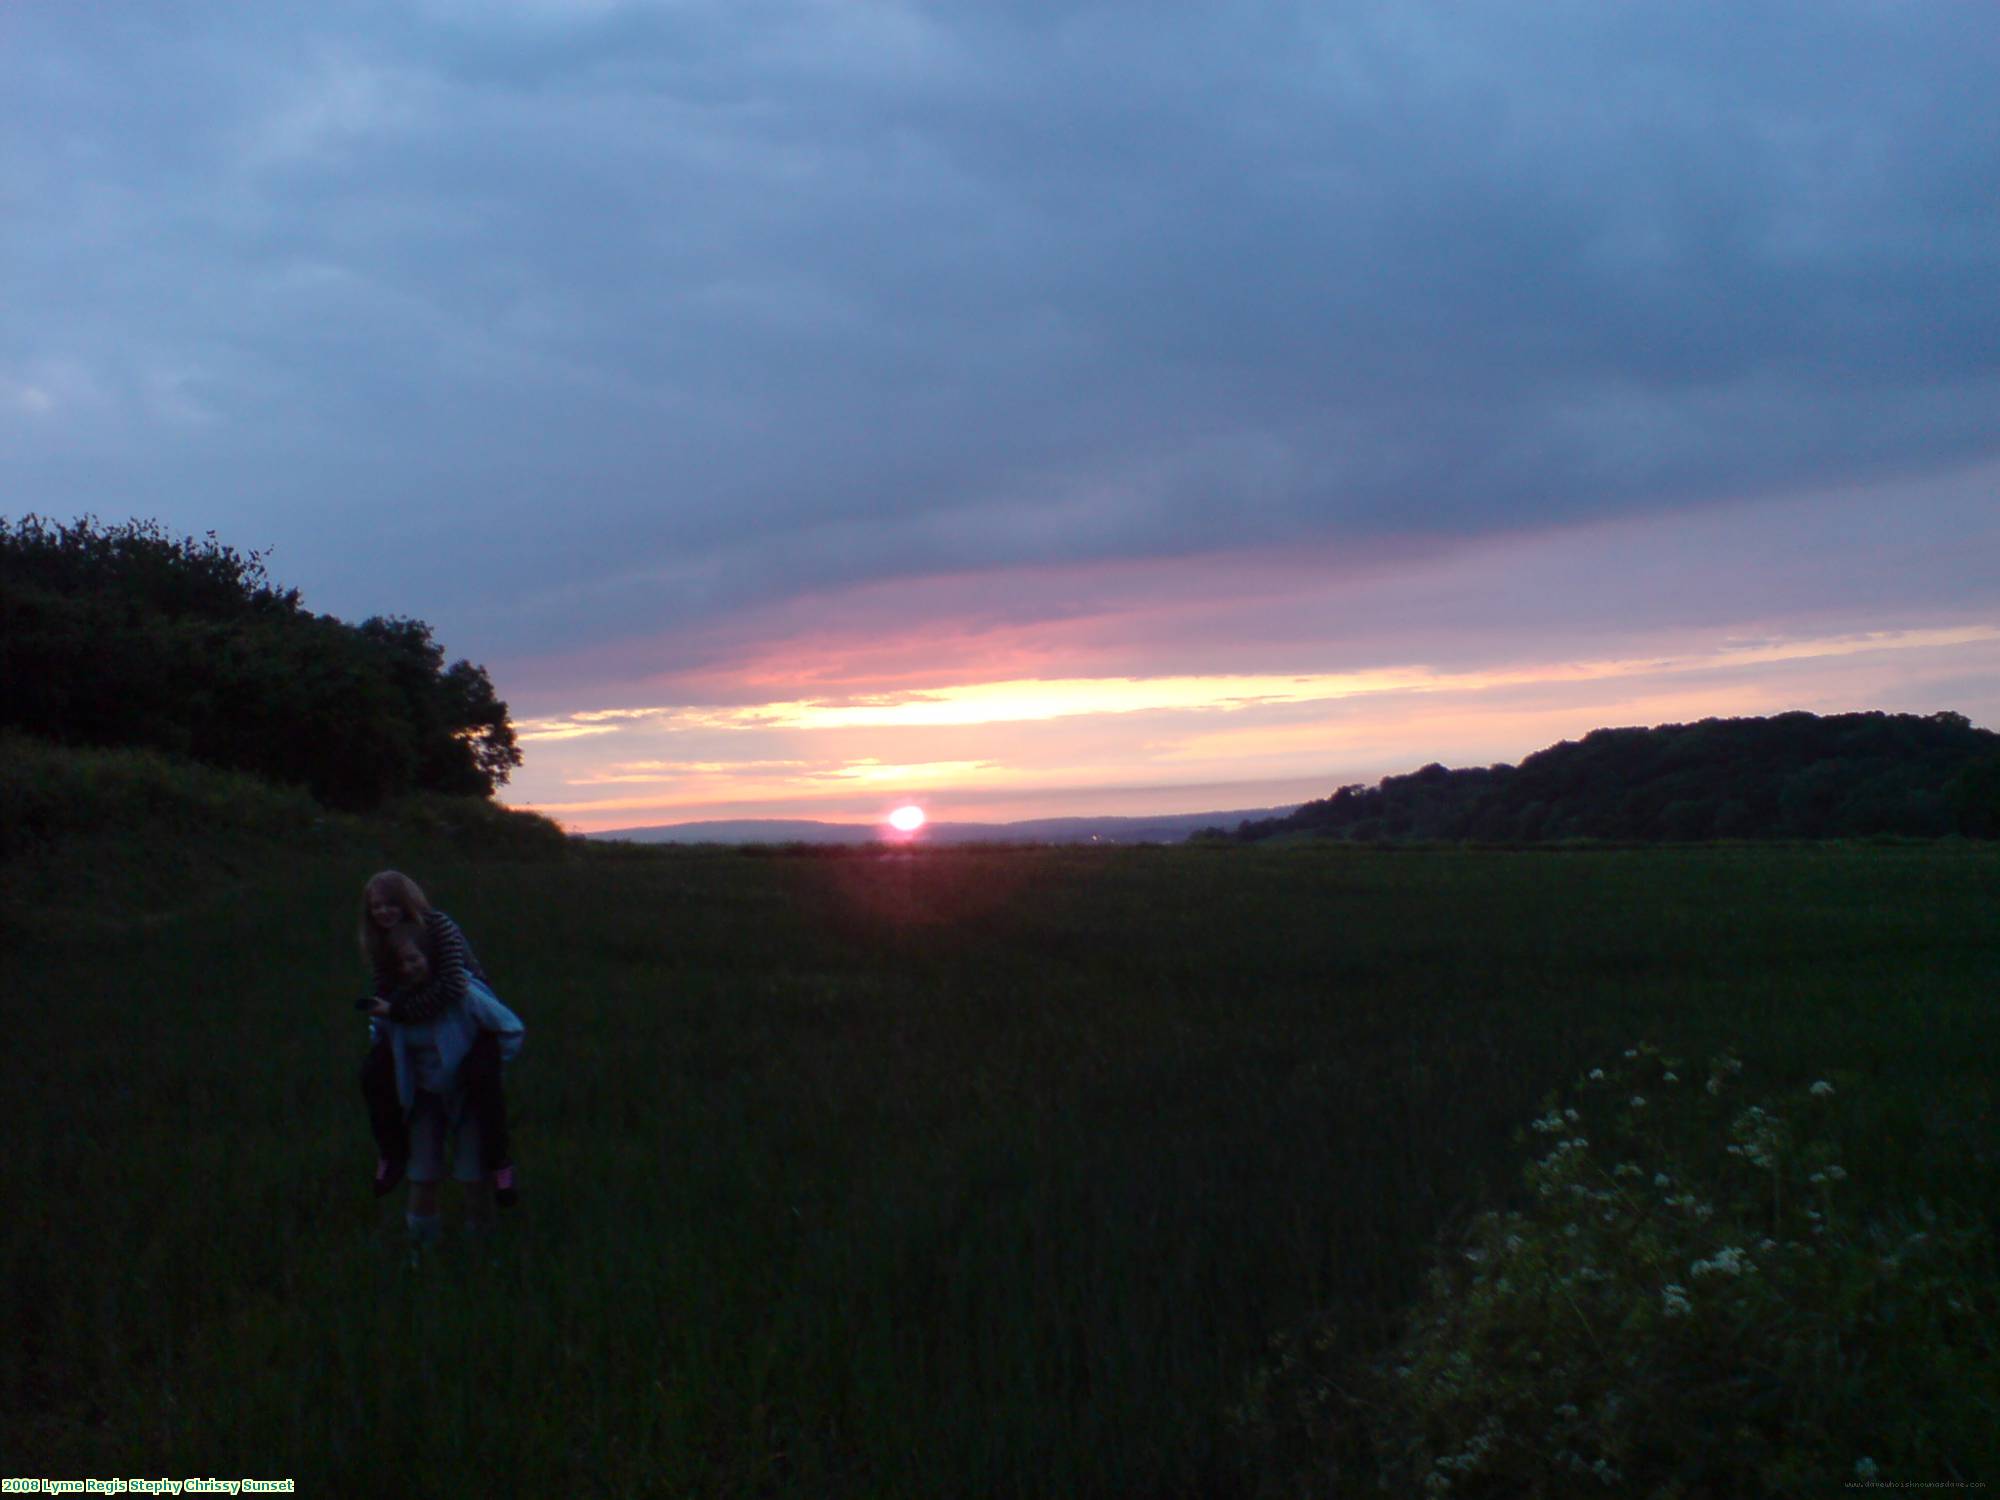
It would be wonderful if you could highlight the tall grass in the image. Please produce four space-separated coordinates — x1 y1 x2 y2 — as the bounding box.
4 837 1996 1495
0 734 565 939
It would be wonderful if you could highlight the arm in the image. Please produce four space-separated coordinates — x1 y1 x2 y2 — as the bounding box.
384 911 473 1024
466 981 526 1065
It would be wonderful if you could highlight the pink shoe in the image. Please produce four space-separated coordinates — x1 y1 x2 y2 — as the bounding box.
373 1156 406 1197
492 1164 518 1209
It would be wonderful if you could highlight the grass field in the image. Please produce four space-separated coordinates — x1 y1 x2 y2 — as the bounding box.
5 836 1997 1496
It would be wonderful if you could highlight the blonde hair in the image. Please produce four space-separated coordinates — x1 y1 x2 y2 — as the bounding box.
358 870 433 978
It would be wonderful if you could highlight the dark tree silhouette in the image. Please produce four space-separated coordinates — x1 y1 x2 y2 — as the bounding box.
2 514 523 809
1236 712 2000 844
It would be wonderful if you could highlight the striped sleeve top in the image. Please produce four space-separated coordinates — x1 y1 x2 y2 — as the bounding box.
374 910 491 1025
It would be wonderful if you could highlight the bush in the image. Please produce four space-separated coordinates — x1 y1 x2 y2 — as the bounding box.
1241 1046 1999 1496
0 732 322 858
378 791 570 859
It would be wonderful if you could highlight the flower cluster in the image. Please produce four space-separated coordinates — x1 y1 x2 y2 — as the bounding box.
1688 1244 1754 1278
1275 1045 2000 1498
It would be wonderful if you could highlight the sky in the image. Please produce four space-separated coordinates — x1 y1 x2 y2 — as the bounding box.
5 1 1997 832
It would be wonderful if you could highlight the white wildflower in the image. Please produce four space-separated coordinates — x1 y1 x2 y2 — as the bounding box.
1588 1068 1605 1081
1662 1071 1679 1083
1810 1080 1834 1097
1661 1283 1692 1318
1630 1095 1646 1108
1690 1245 1754 1278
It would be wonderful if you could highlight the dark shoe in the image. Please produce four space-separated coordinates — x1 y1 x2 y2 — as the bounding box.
492 1163 518 1209
374 1156 407 1197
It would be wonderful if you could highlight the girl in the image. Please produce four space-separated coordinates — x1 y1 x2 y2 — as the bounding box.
358 871 524 1246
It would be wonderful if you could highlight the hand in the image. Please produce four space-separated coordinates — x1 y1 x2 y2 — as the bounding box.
366 998 392 1018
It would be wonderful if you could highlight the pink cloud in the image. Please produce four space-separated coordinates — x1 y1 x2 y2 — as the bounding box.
498 461 2000 830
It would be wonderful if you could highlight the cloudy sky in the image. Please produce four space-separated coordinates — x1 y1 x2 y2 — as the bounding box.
6 1 1997 830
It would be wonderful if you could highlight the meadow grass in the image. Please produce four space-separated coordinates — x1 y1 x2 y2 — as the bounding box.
3 839 1996 1496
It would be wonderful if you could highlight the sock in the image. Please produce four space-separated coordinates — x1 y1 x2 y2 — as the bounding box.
405 1211 442 1246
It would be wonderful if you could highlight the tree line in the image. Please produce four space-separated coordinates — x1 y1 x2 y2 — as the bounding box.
1 514 522 810
1230 711 2000 844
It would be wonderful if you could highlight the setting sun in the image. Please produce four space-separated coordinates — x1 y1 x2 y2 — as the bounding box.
887 804 926 833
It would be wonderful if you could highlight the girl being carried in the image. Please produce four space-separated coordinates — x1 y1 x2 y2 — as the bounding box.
358 871 524 1248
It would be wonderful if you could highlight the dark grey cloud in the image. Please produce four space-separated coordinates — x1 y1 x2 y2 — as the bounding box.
3 0 1995 661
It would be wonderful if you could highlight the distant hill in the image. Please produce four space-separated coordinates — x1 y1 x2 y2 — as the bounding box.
1235 711 2000 844
590 807 1300 846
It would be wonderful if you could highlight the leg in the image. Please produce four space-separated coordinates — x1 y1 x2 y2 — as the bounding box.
403 1093 446 1253
451 1105 498 1242
460 1031 518 1206
360 1037 408 1194
460 1032 513 1174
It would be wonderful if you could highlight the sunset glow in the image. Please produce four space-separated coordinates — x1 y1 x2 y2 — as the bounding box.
480 445 1999 836
501 515 2000 834
30 3 1978 841
514 626 2000 745
887 805 926 834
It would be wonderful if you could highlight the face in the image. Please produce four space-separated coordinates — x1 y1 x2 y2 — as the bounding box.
396 944 430 983
367 884 405 929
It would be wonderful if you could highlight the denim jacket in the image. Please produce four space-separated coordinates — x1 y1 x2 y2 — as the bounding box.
368 974 525 1115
